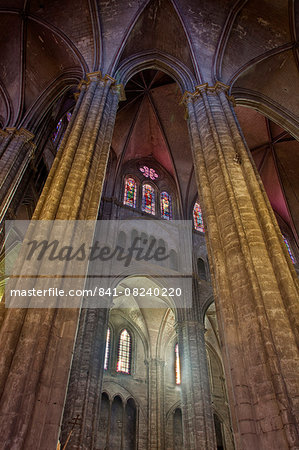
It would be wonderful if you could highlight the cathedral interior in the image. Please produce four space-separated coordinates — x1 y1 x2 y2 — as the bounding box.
0 0 298 449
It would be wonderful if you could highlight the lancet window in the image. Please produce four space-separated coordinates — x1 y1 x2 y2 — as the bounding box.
117 329 132 374
193 201 205 232
104 327 111 370
142 184 155 215
283 235 295 264
124 177 137 208
160 191 172 220
175 343 181 385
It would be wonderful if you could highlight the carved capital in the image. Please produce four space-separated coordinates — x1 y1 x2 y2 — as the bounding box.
112 83 126 101
77 71 125 100
77 71 102 91
17 128 35 142
3 127 17 136
87 70 105 83
226 94 236 106
29 143 36 160
0 129 9 138
181 81 231 105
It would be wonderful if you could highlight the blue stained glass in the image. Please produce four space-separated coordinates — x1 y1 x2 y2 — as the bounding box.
193 201 205 232
52 118 63 142
283 235 295 264
161 191 172 220
124 177 137 208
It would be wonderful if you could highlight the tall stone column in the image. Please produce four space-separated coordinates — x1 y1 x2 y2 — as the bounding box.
183 82 299 449
146 357 165 449
0 127 35 229
176 304 216 450
0 71 121 450
60 307 110 449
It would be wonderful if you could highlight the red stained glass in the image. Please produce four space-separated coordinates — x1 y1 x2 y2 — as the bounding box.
124 177 137 208
104 327 110 370
142 184 155 215
139 165 158 180
193 201 205 232
160 191 172 220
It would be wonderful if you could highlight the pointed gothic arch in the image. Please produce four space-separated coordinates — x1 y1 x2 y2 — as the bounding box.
115 50 197 93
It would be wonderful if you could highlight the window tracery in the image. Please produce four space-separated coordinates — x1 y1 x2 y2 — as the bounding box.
122 167 175 218
139 165 158 180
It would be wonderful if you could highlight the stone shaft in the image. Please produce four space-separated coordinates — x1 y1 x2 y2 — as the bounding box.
186 83 299 449
0 72 120 450
176 305 217 450
146 357 165 449
61 308 110 449
0 128 35 226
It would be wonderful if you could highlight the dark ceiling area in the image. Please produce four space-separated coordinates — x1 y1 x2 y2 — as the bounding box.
0 0 298 239
0 0 298 127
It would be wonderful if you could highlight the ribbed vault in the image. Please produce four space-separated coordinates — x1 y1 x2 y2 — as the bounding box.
111 68 299 239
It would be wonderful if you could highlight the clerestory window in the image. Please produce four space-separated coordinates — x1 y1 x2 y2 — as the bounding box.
117 329 132 374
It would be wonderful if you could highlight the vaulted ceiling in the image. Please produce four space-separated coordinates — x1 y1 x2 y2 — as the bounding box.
0 0 298 239
112 69 299 241
0 0 298 127
236 106 299 240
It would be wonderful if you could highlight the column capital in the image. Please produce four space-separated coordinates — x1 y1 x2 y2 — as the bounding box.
77 71 125 100
1 127 16 137
1 127 35 142
0 129 9 138
181 81 235 105
16 128 35 143
144 357 165 367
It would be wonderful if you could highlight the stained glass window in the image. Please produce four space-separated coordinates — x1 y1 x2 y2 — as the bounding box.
124 177 137 208
142 184 155 215
160 191 172 220
283 235 295 264
52 111 71 146
175 343 181 385
193 201 205 232
52 118 63 142
139 165 158 180
117 329 131 374
104 327 110 370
